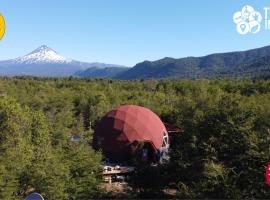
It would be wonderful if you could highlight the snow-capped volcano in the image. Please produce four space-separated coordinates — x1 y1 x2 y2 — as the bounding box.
0 45 126 77
12 45 72 64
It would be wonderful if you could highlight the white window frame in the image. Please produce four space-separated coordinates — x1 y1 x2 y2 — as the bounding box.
162 131 169 148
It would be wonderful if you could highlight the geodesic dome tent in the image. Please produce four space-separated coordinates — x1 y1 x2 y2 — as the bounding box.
93 105 169 161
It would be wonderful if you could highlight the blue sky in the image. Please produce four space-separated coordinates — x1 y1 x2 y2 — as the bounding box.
1 0 270 66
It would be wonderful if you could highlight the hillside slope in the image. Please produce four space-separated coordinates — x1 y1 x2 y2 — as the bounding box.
116 45 270 79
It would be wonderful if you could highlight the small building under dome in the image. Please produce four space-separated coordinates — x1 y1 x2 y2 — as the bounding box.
93 105 170 162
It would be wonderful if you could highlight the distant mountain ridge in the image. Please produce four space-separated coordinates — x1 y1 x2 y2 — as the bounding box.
116 45 270 79
1 45 270 79
0 45 127 77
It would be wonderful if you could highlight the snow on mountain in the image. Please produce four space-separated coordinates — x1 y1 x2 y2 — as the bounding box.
0 45 126 77
11 45 72 64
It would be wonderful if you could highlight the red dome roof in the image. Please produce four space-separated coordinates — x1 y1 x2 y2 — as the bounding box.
93 105 167 160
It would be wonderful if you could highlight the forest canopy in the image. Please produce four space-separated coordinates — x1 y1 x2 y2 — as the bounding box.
0 77 269 199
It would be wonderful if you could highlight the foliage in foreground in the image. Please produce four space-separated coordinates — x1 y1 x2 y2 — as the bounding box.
0 96 101 199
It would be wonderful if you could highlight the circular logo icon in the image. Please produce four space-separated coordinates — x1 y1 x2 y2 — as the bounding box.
233 11 243 24
241 5 254 20
0 14 6 40
233 5 262 35
249 11 262 22
249 20 261 34
266 163 270 187
237 21 249 35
